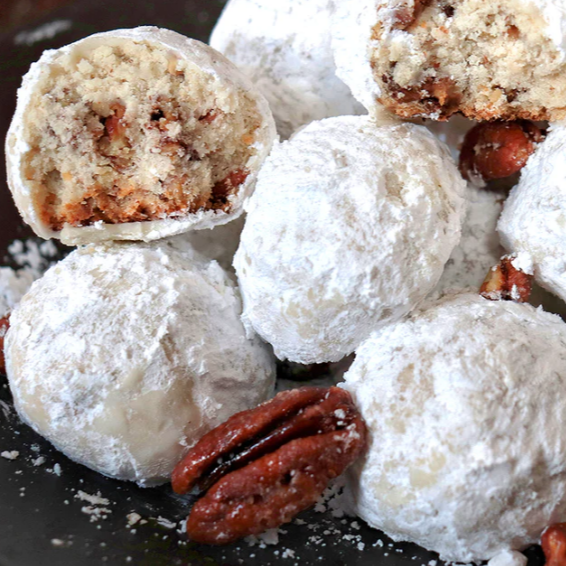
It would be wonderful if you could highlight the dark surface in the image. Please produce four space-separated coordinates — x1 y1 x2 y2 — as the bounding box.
0 3 548 566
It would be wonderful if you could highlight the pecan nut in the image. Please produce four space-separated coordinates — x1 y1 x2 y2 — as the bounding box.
392 0 432 30
172 386 367 545
0 316 10 374
480 256 533 303
542 523 566 566
459 120 543 185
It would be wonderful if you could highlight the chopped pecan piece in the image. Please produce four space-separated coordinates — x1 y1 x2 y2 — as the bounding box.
459 120 543 185
480 256 533 303
0 316 10 374
210 169 249 210
381 75 462 118
542 523 566 566
172 387 367 545
392 0 433 30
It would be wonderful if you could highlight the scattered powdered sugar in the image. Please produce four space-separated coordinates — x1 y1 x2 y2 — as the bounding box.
155 516 177 530
14 20 73 46
0 239 59 318
126 513 142 527
1 450 19 460
75 490 110 506
31 456 46 467
245 528 281 547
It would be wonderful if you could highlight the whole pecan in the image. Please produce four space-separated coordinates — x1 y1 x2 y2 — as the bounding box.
0 316 10 374
542 523 566 566
459 120 543 185
172 387 367 545
480 256 533 303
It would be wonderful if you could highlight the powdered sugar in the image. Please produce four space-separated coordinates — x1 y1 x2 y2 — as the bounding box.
235 115 465 363
344 293 566 562
6 242 275 485
211 0 365 139
14 20 73 46
0 239 58 318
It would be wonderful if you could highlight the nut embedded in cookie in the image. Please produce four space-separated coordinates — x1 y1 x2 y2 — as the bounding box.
480 255 533 303
172 386 368 545
333 0 566 121
5 27 276 245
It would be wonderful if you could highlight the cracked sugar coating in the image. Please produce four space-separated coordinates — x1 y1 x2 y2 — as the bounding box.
343 293 566 563
5 243 275 486
5 27 276 246
332 0 566 120
499 123 566 304
234 115 466 364
210 0 365 140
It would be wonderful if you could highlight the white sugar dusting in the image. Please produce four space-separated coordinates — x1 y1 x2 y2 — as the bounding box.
0 239 58 318
1 450 19 460
15 20 73 46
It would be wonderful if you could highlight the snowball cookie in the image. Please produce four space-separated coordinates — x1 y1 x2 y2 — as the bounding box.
234 115 466 364
5 243 275 486
210 0 365 140
332 0 566 121
499 123 566 304
343 293 566 563
5 27 276 246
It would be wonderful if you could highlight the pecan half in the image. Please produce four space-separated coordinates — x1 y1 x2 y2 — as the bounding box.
480 256 533 303
0 316 10 374
459 120 543 185
172 387 367 545
543 523 566 566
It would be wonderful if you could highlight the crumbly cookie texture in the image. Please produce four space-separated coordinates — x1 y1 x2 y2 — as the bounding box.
333 0 566 120
499 123 566 303
343 293 566 563
210 0 365 140
5 243 275 486
5 27 276 246
234 115 466 365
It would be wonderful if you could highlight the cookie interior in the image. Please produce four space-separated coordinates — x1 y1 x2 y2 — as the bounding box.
21 38 262 230
372 0 566 120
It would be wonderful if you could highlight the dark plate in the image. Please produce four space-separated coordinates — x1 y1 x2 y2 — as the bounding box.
0 3 547 565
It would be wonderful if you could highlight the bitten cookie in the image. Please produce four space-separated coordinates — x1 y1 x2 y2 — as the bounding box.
5 243 275 486
210 0 365 140
5 27 276 246
234 115 465 364
333 0 566 121
344 293 566 562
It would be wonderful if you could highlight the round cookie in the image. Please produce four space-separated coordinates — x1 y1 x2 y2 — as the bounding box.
332 0 566 121
499 123 566 304
210 0 365 140
343 292 566 563
234 115 466 364
5 27 276 246
5 243 275 486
